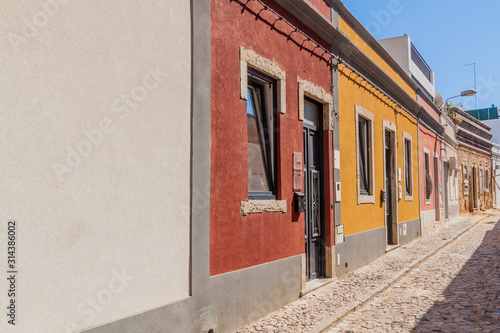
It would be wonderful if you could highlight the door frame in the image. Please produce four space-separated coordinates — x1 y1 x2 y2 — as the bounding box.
433 154 440 221
303 97 325 282
472 165 478 210
382 121 398 246
443 160 449 220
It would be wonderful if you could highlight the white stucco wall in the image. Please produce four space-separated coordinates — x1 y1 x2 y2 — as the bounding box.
0 1 191 332
492 144 500 208
379 35 435 99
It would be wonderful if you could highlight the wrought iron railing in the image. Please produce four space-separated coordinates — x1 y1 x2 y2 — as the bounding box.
411 43 432 82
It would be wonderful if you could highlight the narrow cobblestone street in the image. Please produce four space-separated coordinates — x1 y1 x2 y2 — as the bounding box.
235 211 500 333
328 215 500 332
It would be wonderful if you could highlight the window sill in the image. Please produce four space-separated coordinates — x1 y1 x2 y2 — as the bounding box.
425 200 432 205
404 195 414 202
358 195 375 204
240 200 287 216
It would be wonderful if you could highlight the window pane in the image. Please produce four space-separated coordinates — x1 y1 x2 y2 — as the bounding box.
480 169 483 191
358 117 370 195
247 78 275 196
405 139 412 196
425 153 432 200
304 99 320 127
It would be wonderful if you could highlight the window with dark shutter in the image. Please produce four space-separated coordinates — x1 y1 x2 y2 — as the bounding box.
358 117 371 195
247 70 276 200
424 152 432 200
404 139 412 196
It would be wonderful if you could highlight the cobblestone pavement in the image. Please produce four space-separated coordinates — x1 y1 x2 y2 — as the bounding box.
328 215 500 333
234 211 499 333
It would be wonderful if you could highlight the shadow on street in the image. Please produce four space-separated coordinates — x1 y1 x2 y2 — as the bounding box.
413 220 500 332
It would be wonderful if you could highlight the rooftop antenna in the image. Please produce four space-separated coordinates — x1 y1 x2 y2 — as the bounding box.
464 63 477 109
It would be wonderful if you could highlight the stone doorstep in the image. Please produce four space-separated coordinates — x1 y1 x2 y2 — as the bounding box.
306 210 498 333
385 244 401 253
300 277 337 297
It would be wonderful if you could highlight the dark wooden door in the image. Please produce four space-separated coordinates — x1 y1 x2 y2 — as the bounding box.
384 130 394 245
303 98 324 281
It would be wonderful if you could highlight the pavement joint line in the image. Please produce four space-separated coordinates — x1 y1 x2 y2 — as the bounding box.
308 211 497 333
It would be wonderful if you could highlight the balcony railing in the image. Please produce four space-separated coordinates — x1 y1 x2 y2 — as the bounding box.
411 43 432 82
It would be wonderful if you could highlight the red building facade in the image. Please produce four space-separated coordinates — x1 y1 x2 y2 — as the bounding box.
210 0 335 282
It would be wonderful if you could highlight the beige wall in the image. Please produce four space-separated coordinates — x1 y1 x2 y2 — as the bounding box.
458 146 493 213
0 1 192 332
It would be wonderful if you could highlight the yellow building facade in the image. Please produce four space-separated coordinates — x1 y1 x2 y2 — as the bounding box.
334 17 421 274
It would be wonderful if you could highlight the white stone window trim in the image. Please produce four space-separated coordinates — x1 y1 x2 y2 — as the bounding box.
424 148 432 205
240 200 287 216
383 120 397 203
479 167 484 194
463 162 470 196
356 105 375 204
450 168 455 201
402 131 413 202
240 46 286 114
298 78 334 130
485 167 490 193
240 47 286 213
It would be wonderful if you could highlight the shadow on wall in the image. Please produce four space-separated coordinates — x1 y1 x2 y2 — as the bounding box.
412 221 500 332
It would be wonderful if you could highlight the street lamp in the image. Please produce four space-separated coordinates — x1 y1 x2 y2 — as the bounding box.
445 89 477 106
444 89 477 125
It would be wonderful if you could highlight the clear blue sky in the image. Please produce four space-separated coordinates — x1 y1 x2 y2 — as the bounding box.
341 0 500 111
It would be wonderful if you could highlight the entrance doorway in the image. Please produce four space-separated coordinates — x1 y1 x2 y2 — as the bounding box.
443 162 449 220
472 166 478 210
434 156 440 221
303 98 324 281
384 129 397 245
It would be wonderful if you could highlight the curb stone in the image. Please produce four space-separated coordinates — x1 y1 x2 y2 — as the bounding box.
308 211 496 333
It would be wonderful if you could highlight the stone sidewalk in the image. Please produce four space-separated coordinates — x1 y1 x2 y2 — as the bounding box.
328 213 500 332
235 210 499 333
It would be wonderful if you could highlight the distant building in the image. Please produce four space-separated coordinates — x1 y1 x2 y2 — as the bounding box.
379 35 446 233
454 107 494 212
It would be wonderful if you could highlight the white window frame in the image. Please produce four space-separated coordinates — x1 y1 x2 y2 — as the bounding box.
240 46 286 114
239 47 287 214
463 162 469 196
356 105 375 204
479 168 484 194
450 169 455 201
485 167 490 193
402 132 413 201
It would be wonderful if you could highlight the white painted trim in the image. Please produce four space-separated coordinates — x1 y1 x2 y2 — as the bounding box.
463 162 470 196
423 148 432 205
240 200 287 216
402 131 414 202
485 167 490 193
240 47 286 114
479 167 484 194
298 78 334 130
382 120 398 245
355 105 375 204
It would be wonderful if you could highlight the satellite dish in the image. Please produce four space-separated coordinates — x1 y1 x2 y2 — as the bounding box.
435 92 443 108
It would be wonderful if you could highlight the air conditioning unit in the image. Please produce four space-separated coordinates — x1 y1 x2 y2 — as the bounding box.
449 156 458 170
